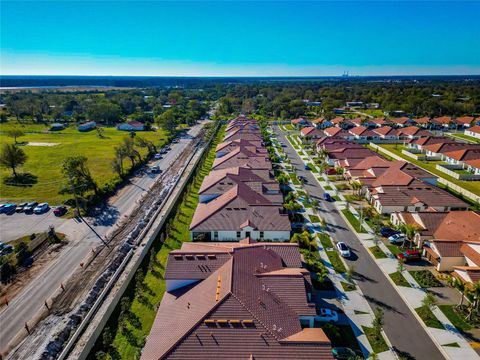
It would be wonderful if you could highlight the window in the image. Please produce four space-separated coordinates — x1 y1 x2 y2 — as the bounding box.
214 231 218 239
260 231 264 239
236 231 241 238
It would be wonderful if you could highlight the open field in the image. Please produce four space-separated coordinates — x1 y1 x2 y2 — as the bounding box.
375 144 480 196
0 123 168 204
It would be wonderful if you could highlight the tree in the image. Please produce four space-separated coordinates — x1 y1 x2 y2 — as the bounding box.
0 143 27 178
122 137 140 168
398 223 420 248
422 292 438 311
6 129 25 144
87 101 122 125
397 258 405 274
60 156 98 206
96 127 105 139
465 281 480 321
156 109 177 135
136 136 156 155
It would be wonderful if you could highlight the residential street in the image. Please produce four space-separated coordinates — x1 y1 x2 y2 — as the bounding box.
275 126 445 360
0 121 207 352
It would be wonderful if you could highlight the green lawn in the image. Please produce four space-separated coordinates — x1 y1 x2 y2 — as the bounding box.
325 250 347 273
0 123 168 204
386 244 403 256
362 326 389 353
389 271 411 287
409 270 443 288
415 306 444 329
448 132 480 144
99 124 224 360
318 233 333 249
284 124 294 131
289 173 300 185
369 245 387 259
323 185 332 190
377 144 480 196
309 214 321 223
438 305 473 332
341 209 366 233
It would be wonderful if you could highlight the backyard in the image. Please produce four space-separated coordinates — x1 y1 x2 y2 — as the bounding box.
0 122 168 204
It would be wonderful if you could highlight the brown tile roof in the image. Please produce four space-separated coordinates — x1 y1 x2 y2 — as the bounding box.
423 142 480 154
396 126 421 136
349 125 367 136
432 240 464 257
442 149 480 162
465 158 480 169
143 244 333 360
323 127 343 137
216 138 263 153
291 117 307 124
351 155 391 170
453 266 480 282
456 117 475 125
414 117 431 124
390 117 410 124
396 211 449 236
372 126 396 136
412 136 456 148
432 116 452 125
433 211 480 242
190 183 290 232
301 126 323 136
374 182 468 208
211 147 271 170
460 244 480 266
312 117 325 124
331 117 344 124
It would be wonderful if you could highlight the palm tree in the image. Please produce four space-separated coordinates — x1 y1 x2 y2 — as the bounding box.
398 223 420 248
350 180 363 197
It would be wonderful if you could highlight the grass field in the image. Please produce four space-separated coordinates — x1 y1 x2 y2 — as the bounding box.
447 132 480 144
376 144 480 196
0 123 168 204
100 125 224 359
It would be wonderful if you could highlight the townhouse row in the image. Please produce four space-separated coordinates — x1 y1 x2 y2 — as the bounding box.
189 116 291 242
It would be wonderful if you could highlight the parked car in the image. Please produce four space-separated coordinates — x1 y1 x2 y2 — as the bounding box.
336 242 351 258
323 193 333 202
172 139 179 143
1 204 16 215
53 206 68 217
304 164 311 170
154 153 162 160
315 308 338 323
380 227 400 237
0 244 14 256
33 203 49 214
23 202 38 214
331 347 357 360
16 202 29 212
397 249 422 262
150 165 161 174
325 168 337 175
388 233 407 244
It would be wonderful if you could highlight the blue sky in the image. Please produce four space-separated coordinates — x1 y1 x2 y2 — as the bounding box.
1 1 479 76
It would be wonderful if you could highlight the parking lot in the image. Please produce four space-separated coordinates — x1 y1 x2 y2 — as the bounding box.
0 209 67 242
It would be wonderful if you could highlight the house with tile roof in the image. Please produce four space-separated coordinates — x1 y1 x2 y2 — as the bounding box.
291 117 310 128
414 117 431 128
389 117 414 128
211 145 272 170
190 181 290 241
423 142 480 159
371 117 390 128
465 125 480 139
300 126 325 139
198 167 279 204
431 116 454 129
455 116 476 128
141 240 334 360
371 126 398 140
366 161 467 214
215 139 265 158
395 126 432 140
440 148 480 177
344 155 392 185
223 127 263 143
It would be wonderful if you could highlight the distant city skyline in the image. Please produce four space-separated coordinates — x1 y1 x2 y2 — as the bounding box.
1 1 479 76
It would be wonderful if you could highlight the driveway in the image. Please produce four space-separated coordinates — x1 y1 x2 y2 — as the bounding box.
275 126 445 360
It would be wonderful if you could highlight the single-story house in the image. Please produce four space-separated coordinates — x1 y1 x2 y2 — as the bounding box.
78 121 96 132
465 125 480 139
117 120 145 131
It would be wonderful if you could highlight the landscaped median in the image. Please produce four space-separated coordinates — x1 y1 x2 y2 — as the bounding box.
362 326 389 354
389 271 411 287
415 305 444 329
341 208 367 233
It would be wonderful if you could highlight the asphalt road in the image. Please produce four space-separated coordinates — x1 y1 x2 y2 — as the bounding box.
275 126 445 360
0 121 207 351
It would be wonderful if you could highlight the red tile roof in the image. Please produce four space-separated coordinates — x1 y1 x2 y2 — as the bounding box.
456 117 475 126
467 125 480 135
433 211 480 242
432 240 464 257
323 127 343 137
432 116 452 125
414 117 431 124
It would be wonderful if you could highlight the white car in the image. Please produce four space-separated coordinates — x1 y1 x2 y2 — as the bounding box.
33 203 49 214
315 308 338 323
336 242 351 258
388 233 406 244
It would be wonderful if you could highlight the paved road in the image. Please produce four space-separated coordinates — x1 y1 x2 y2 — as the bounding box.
0 121 207 351
275 126 445 360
